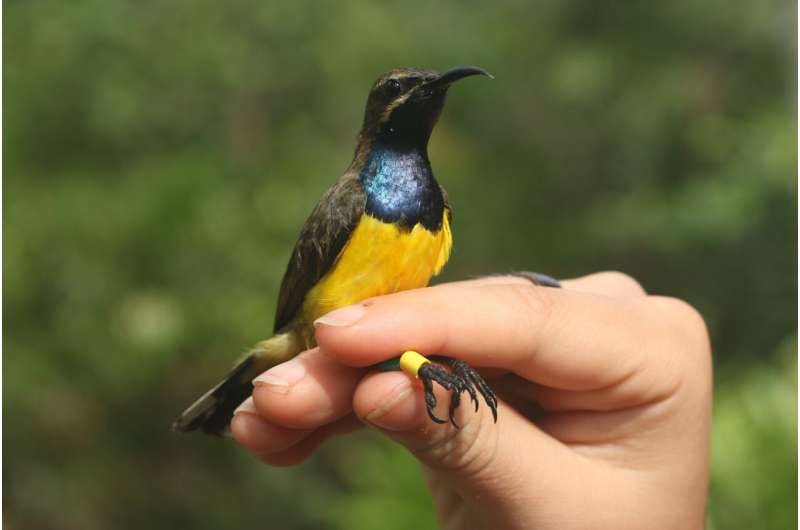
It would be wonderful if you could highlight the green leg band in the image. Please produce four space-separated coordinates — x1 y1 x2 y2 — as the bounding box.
375 357 401 371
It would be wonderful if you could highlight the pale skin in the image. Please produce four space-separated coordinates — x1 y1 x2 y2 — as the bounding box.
231 272 712 530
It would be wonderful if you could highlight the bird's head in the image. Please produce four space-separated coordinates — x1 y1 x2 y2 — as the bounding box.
358 66 492 149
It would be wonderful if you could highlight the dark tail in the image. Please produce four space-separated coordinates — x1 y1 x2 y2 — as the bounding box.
172 333 301 435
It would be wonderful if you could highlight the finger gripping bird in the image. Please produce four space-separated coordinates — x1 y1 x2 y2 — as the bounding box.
174 66 497 435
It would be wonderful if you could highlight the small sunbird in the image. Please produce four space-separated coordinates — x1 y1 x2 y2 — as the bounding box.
174 66 497 435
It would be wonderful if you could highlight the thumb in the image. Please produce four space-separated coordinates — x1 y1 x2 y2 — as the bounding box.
352 370 569 511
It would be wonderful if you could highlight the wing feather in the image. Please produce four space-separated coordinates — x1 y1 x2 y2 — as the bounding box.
273 175 366 332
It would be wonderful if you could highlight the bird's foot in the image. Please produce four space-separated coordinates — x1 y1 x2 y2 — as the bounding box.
411 356 497 427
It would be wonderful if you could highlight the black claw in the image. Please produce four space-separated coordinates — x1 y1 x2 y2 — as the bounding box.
449 359 480 411
448 359 498 423
416 358 499 427
449 386 461 427
419 364 448 424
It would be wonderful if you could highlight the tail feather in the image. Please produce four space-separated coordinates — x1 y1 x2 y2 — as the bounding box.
172 332 302 435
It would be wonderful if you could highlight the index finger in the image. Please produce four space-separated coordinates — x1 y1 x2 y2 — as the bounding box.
313 282 656 391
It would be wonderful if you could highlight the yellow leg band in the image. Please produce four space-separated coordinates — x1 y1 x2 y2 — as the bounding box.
400 351 431 378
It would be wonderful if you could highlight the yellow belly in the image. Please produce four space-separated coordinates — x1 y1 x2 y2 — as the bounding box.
299 212 452 329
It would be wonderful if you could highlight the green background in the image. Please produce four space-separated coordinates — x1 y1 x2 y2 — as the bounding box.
5 1 796 528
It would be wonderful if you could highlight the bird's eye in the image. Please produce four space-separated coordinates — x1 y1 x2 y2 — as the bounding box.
385 79 402 97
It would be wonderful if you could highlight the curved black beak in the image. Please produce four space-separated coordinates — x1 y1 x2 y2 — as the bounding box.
421 66 493 91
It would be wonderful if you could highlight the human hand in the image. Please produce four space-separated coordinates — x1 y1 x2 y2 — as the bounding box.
231 272 712 530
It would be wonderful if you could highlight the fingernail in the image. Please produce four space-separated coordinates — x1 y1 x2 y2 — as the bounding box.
233 397 258 416
314 304 365 327
253 359 307 394
364 381 413 428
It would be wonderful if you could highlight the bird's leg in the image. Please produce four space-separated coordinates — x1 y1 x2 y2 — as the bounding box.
445 358 496 423
416 363 454 424
399 352 497 427
378 272 561 427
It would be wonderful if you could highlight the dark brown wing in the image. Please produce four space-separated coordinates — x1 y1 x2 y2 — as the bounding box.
273 174 366 333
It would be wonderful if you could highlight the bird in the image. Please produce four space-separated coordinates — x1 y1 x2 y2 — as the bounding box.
173 66 497 435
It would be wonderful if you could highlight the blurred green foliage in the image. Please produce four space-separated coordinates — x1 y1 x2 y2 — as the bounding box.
4 0 796 529
709 337 797 530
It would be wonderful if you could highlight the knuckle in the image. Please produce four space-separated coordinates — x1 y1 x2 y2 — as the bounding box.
596 270 647 296
650 296 708 335
646 296 712 367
